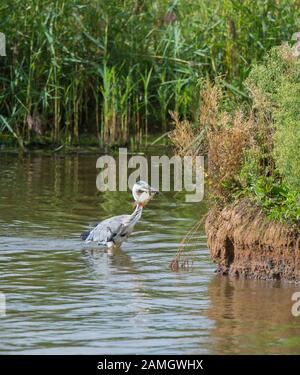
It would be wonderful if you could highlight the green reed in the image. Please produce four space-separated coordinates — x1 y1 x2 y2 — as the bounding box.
0 0 299 148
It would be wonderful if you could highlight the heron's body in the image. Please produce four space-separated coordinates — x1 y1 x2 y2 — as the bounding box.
83 205 143 247
81 181 158 248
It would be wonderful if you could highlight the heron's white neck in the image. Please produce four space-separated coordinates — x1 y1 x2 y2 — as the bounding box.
132 184 139 202
130 203 143 225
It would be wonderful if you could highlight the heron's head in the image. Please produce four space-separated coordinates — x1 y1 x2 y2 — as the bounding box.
132 180 159 206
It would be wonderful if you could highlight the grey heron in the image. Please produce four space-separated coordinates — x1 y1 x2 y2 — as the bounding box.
81 181 159 248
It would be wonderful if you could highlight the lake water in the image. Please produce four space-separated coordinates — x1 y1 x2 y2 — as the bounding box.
0 153 300 354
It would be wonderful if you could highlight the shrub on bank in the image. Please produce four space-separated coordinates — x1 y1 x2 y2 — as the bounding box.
170 44 300 223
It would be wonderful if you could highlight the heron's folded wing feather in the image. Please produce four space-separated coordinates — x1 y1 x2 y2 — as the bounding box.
85 215 130 243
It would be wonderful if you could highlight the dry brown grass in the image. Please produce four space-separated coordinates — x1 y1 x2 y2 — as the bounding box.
207 109 253 200
245 82 275 176
199 80 220 132
168 111 196 158
169 82 253 201
168 82 221 159
170 217 204 271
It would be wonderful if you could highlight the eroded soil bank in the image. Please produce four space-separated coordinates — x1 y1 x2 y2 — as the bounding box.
205 199 300 282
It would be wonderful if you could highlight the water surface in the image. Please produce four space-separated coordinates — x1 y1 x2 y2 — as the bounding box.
0 153 300 354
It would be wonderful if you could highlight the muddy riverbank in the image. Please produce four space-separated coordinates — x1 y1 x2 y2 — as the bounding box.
205 199 300 282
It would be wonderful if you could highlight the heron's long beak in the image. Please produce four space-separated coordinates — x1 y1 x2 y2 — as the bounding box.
149 186 160 196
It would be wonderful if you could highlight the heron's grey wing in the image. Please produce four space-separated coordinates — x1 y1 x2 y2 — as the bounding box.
80 222 98 240
85 215 130 244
